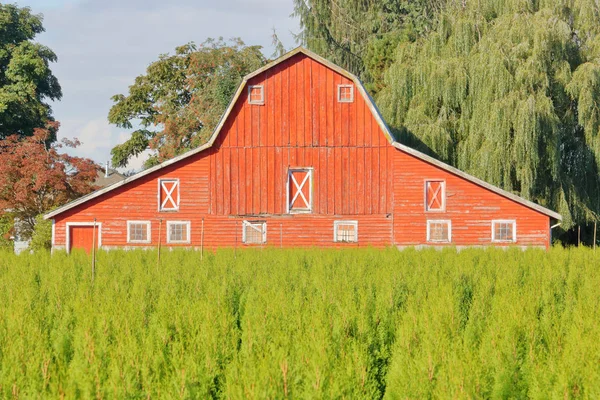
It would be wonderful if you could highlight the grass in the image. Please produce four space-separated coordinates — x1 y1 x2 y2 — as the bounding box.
0 247 598 398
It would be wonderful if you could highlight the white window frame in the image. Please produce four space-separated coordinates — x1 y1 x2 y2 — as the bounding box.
287 168 313 213
166 221 191 244
65 222 102 254
158 178 180 212
492 220 517 243
127 221 152 244
424 180 446 212
337 84 354 103
248 85 264 105
333 220 358 243
426 220 452 243
242 220 267 244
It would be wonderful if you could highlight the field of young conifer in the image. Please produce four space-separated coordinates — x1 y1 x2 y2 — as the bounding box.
0 247 598 398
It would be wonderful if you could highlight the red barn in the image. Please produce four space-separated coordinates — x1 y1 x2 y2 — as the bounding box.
45 48 561 253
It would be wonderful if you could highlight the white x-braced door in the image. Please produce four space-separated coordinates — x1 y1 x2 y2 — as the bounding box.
287 168 312 213
159 179 180 211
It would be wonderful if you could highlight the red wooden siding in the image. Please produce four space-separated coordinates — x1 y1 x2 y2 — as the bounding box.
392 150 550 247
50 51 552 251
209 54 392 217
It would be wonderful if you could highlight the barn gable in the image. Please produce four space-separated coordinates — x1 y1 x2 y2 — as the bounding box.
45 47 561 251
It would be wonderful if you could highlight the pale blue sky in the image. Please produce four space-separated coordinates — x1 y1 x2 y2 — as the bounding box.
13 0 299 170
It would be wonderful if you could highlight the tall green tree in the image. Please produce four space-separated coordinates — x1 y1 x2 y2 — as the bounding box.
378 0 600 229
0 4 61 139
293 0 445 94
109 38 266 168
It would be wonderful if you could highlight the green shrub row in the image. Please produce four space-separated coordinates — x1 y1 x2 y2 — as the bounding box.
0 247 598 398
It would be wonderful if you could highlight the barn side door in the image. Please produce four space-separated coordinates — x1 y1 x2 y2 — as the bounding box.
68 224 100 254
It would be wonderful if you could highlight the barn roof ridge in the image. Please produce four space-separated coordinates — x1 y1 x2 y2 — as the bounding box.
44 47 561 221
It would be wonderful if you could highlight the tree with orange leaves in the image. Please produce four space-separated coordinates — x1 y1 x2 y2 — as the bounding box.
0 122 97 239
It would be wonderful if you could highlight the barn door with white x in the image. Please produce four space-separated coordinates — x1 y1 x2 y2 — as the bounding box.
159 179 180 211
425 180 445 211
288 169 313 213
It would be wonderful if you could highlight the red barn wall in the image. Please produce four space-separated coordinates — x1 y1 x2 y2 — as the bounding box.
52 53 394 250
392 150 550 248
52 52 551 251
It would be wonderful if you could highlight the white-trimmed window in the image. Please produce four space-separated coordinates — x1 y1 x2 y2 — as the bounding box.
242 220 267 244
248 85 264 105
334 221 358 243
166 221 191 244
337 84 354 103
427 220 451 243
492 220 516 243
159 179 180 211
127 221 151 244
287 168 313 213
425 180 445 212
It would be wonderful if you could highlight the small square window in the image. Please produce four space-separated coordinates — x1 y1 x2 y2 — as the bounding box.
334 221 358 243
425 180 445 212
492 220 516 243
287 168 313 213
338 85 354 102
427 220 451 243
127 221 151 243
159 179 180 211
248 85 264 105
167 221 190 244
243 220 266 244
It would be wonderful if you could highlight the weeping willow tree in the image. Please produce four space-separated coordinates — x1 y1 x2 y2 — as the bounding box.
293 0 446 94
378 0 600 229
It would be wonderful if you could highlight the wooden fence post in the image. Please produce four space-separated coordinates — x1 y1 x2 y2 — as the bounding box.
91 218 97 283
235 220 238 259
157 219 162 269
201 218 204 261
578 225 581 247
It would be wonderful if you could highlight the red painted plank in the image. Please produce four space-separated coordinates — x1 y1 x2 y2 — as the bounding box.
274 147 283 214
274 64 282 147
326 68 334 148
282 64 290 148
230 148 238 215
334 147 342 214
307 57 314 146
326 148 334 215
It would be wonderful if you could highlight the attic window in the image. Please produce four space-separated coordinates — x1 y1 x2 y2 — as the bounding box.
248 85 264 105
243 220 267 244
337 85 354 103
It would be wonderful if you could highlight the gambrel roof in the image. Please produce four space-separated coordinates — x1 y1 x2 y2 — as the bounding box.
45 47 561 221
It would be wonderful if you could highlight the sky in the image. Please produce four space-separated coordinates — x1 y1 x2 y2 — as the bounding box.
14 0 300 171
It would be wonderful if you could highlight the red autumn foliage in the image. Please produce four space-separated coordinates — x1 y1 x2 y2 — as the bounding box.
0 123 98 237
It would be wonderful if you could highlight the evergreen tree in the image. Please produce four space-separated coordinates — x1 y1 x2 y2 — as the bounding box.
378 0 600 229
